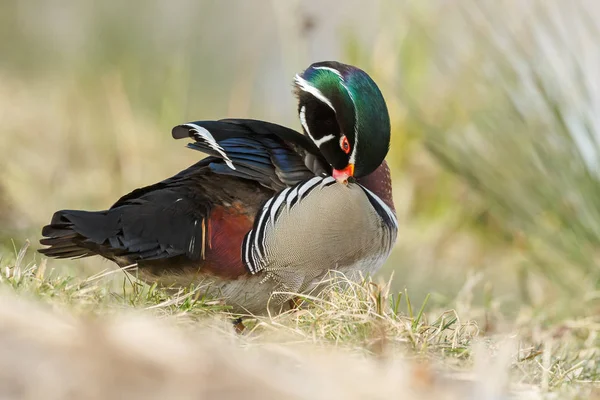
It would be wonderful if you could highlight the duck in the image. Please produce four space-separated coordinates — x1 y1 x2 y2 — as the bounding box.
38 61 398 316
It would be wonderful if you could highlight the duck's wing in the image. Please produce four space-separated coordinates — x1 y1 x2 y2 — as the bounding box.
172 118 329 190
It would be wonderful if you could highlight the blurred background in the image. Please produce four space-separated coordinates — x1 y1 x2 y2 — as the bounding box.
2 0 599 317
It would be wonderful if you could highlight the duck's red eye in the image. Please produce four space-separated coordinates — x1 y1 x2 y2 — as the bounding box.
340 136 350 154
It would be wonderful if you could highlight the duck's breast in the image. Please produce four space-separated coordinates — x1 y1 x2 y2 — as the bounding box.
244 176 398 288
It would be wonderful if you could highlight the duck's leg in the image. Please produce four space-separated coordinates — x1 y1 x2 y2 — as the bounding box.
259 267 304 308
232 317 245 334
288 297 302 310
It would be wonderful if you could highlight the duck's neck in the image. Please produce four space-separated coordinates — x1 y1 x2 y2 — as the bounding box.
356 161 396 213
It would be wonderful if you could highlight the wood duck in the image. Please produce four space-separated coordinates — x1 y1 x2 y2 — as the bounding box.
39 61 398 315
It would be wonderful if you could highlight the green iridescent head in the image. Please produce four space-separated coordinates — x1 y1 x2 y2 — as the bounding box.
294 61 391 179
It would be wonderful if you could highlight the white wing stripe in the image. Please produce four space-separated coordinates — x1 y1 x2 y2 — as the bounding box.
183 123 236 170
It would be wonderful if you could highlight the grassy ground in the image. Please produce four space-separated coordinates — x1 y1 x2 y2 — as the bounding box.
1 242 597 399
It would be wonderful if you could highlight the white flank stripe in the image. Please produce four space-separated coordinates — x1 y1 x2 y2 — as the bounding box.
294 75 335 111
243 236 252 272
319 176 336 187
286 185 299 212
253 197 273 260
251 249 261 273
313 66 344 79
297 176 322 201
269 188 290 228
183 123 236 170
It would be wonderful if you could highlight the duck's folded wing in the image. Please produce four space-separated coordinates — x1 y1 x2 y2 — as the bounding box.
172 119 329 190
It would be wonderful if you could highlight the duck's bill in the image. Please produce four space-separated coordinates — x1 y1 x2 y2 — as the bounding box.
332 164 355 184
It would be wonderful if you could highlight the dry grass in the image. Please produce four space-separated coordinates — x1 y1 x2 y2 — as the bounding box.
0 243 598 399
0 286 507 400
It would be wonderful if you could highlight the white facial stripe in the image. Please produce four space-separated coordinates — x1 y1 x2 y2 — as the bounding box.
312 134 335 147
297 69 359 162
183 124 236 170
294 75 335 111
300 105 336 148
299 106 311 136
341 83 359 164
313 66 344 79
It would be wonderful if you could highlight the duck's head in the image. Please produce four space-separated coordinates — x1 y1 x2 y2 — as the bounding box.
294 61 391 183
